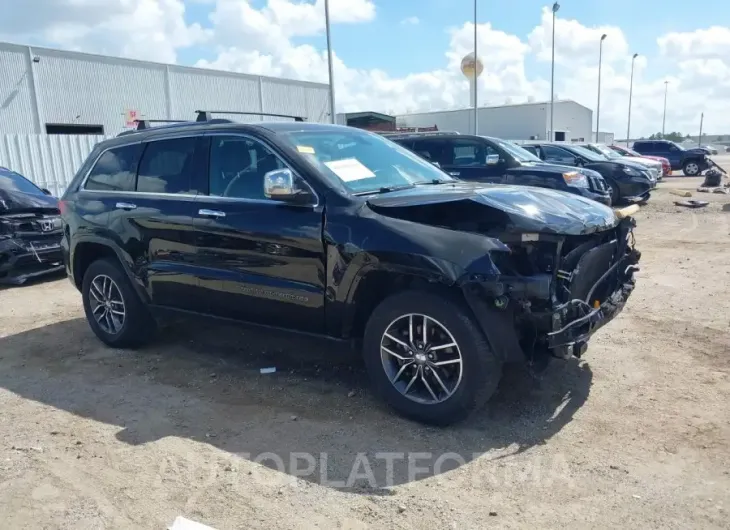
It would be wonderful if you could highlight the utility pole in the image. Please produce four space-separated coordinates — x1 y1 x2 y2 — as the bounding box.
324 0 336 124
626 53 638 146
698 112 704 147
550 2 560 141
661 81 668 137
595 34 607 141
473 0 478 135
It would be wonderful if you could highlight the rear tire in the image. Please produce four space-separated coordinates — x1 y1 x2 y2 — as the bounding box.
363 290 502 425
683 159 701 176
82 258 155 348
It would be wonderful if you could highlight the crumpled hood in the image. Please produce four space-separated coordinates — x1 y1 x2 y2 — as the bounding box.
366 182 618 236
0 188 58 214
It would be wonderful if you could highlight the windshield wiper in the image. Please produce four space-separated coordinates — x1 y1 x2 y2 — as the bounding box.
414 178 450 186
354 184 415 196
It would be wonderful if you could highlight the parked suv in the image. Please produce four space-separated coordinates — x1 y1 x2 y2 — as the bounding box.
388 133 611 205
60 115 640 425
523 142 656 204
631 140 709 176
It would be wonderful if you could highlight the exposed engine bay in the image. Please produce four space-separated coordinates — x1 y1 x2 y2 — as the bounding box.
465 217 640 363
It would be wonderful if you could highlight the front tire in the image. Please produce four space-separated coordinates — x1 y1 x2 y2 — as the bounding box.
363 290 502 425
82 258 155 348
683 159 701 176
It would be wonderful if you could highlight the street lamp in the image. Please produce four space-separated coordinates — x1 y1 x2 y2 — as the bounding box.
595 34 607 142
626 53 638 147
662 80 669 137
549 1 560 141
324 0 336 124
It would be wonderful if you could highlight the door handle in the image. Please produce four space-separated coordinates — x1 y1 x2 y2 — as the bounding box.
198 209 226 218
449 171 460 176
115 202 137 210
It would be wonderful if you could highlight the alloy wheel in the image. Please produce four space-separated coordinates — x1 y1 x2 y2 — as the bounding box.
685 163 699 175
380 313 463 405
88 274 126 335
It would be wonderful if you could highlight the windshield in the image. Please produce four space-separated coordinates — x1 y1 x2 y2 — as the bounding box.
281 129 454 194
0 168 45 196
590 144 622 159
492 138 543 163
565 145 607 162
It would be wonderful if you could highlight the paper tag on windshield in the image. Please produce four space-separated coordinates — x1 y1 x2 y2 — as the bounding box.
296 145 315 154
324 158 375 182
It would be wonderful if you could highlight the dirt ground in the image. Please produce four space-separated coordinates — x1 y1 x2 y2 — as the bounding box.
1 173 729 529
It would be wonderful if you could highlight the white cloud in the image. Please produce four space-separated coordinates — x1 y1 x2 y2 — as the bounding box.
401 16 420 26
528 6 629 66
0 0 209 63
198 17 545 115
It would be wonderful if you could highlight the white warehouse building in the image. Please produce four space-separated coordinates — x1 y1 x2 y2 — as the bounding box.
396 100 593 142
0 41 330 136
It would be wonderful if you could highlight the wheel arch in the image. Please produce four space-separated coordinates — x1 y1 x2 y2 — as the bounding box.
72 237 149 303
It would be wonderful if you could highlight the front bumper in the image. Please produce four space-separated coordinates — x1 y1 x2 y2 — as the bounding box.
0 237 64 285
618 176 655 200
461 217 640 363
546 250 640 352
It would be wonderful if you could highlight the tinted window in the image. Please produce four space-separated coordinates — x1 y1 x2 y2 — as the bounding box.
521 145 539 156
542 145 570 159
85 144 141 192
208 136 286 199
449 139 495 166
411 139 447 164
0 168 44 195
137 138 201 194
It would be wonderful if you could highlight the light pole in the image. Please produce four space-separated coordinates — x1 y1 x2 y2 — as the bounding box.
662 80 669 137
626 53 638 147
549 2 560 141
473 0 478 135
595 34 607 142
324 0 336 124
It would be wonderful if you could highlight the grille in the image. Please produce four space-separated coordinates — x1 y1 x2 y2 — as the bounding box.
588 175 608 192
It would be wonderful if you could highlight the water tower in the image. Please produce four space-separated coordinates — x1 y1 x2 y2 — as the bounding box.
460 52 483 108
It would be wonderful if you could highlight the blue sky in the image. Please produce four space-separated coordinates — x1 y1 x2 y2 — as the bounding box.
181 0 730 81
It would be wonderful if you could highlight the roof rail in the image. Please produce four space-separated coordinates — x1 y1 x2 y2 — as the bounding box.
195 110 305 122
115 119 190 137
380 130 460 138
135 119 189 130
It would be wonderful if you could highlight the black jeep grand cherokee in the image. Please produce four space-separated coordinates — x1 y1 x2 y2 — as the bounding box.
60 114 641 425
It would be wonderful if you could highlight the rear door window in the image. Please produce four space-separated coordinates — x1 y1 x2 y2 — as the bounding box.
84 144 141 192
411 139 448 165
137 137 203 194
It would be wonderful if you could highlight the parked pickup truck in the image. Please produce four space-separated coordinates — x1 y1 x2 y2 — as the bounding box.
59 118 641 425
631 140 710 176
388 132 612 205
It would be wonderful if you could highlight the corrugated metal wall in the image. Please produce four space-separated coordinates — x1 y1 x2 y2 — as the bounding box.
0 134 109 197
0 42 330 135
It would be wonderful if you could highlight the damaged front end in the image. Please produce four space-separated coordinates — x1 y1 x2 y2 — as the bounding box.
461 216 640 362
0 213 64 285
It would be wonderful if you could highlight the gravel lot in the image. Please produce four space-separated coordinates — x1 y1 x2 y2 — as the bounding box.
1 173 729 529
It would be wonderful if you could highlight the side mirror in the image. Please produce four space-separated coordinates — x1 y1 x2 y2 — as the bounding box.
486 154 500 166
263 168 312 204
41 188 51 195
